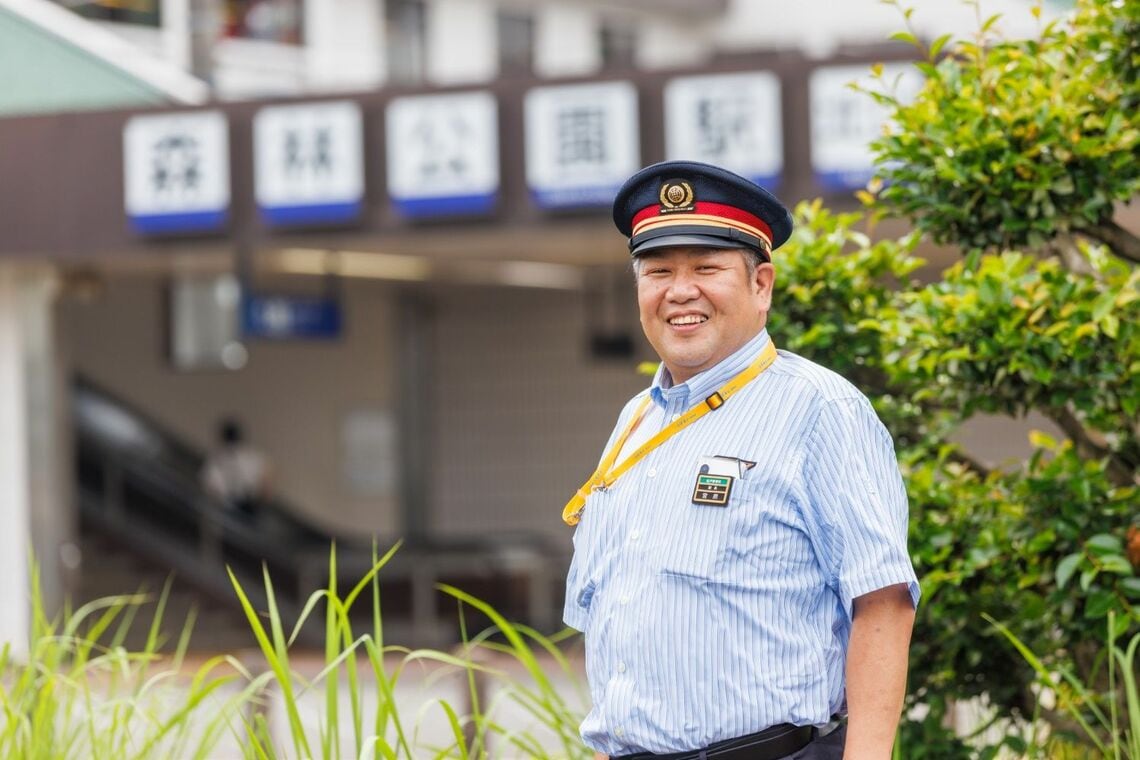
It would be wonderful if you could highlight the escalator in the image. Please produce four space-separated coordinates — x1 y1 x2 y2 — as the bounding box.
73 376 359 647
73 376 567 649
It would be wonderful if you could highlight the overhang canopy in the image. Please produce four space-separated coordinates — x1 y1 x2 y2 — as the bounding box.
0 0 207 117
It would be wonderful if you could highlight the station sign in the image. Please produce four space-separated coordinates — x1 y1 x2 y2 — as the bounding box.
809 63 923 191
524 81 640 209
241 294 343 340
385 91 500 218
123 110 230 234
254 101 365 227
664 71 783 189
116 59 920 238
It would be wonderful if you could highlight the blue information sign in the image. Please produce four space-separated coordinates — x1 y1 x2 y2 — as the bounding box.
241 295 342 340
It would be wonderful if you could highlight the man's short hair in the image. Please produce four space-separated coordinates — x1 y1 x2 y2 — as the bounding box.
631 246 768 280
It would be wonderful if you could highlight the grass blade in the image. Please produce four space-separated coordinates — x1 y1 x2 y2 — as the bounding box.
227 565 314 759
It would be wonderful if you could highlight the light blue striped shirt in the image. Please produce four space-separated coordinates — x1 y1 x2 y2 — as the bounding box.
563 329 920 755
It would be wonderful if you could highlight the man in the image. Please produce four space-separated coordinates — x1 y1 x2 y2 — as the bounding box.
562 161 919 759
200 417 272 521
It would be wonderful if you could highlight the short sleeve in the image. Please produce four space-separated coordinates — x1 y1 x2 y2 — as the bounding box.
802 396 920 619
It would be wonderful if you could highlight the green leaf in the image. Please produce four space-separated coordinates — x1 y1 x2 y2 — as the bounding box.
1084 589 1116 619
890 30 919 47
1087 533 1124 555
914 61 939 79
1004 735 1028 754
929 33 953 59
1120 577 1140 599
1102 314 1119 338
1080 567 1099 591
1099 554 1133 575
1091 290 1117 322
1055 552 1083 589
1026 529 1056 553
1109 611 1131 639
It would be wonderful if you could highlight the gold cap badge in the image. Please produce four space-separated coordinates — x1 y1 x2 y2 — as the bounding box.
658 180 695 213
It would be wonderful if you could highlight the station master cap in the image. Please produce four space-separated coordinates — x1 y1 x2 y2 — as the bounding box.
612 160 793 261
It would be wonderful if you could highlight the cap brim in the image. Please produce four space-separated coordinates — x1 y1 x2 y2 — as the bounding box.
631 233 751 256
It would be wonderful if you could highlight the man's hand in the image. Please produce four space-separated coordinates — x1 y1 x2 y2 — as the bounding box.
844 583 916 758
594 753 608 760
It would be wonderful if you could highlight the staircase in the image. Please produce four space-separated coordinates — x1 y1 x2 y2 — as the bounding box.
73 530 259 653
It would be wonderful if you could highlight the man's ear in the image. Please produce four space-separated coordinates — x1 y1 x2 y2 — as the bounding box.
754 262 776 304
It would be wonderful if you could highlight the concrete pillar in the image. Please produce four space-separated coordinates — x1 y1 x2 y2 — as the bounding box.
161 0 192 71
534 5 599 78
0 264 68 660
0 267 31 659
305 0 385 90
426 0 496 85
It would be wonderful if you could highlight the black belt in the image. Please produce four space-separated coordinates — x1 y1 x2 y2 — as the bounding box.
613 723 816 760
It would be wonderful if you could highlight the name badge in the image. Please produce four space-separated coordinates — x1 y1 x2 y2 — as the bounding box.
691 455 755 507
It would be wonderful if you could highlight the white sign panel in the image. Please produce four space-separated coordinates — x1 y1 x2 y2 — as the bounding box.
254 101 364 226
385 91 499 217
342 409 398 497
665 71 783 187
123 110 230 234
810 63 923 191
525 81 640 208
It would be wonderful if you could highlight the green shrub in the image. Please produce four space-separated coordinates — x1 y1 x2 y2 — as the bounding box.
868 0 1140 257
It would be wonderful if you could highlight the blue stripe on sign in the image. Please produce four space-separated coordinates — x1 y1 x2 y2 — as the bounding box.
260 201 363 227
530 184 620 209
814 168 874 192
129 210 228 235
391 193 498 218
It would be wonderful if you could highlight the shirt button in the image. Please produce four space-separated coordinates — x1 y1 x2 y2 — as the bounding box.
647 468 657 478
617 661 627 673
615 727 624 737
671 413 681 422
630 530 641 540
620 594 630 604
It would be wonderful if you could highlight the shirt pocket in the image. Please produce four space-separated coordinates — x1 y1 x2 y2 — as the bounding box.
657 470 748 579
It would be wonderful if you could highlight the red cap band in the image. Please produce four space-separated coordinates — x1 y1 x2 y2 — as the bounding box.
631 201 774 248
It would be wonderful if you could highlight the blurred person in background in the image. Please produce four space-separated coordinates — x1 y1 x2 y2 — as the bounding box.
562 161 919 759
200 416 272 521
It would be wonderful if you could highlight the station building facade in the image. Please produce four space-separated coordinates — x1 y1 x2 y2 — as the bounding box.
0 0 1061 651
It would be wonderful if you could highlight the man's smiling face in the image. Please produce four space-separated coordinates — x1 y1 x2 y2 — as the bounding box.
636 246 775 384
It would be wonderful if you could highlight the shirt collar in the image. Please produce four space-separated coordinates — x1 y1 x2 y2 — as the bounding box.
650 329 771 409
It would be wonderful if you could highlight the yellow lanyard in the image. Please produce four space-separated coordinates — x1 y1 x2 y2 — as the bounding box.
562 340 778 526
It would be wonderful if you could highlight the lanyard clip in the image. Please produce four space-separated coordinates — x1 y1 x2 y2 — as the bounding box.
562 488 589 526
